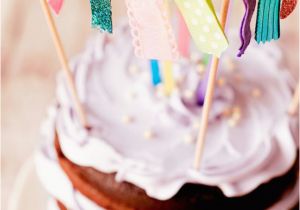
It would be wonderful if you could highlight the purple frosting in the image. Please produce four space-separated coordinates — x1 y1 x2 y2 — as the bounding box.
238 0 257 57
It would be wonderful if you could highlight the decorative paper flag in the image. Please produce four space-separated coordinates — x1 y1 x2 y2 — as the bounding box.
150 60 162 86
196 54 211 105
178 11 190 58
238 0 257 57
175 0 229 57
280 0 298 19
255 0 280 43
125 0 179 60
48 0 64 14
90 0 113 33
162 61 175 95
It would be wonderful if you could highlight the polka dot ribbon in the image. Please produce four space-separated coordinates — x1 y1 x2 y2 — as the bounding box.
175 0 229 57
48 0 64 14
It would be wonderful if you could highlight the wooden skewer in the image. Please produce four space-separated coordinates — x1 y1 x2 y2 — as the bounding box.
288 83 299 116
194 0 231 170
40 0 88 128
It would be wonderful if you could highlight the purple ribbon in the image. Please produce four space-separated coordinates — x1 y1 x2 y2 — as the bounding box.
238 0 257 57
197 62 211 106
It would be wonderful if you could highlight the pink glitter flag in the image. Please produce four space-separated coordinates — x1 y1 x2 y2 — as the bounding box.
48 0 64 14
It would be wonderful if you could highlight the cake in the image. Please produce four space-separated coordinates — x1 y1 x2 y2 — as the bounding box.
36 23 299 210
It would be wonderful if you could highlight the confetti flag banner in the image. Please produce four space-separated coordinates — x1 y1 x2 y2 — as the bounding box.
238 0 257 57
280 0 298 19
178 11 190 58
162 61 175 95
150 60 162 86
48 0 64 14
126 0 179 60
90 0 113 33
255 0 280 43
175 0 229 57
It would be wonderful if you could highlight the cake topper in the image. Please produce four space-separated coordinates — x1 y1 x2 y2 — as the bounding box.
150 60 162 86
40 0 89 128
125 0 179 61
194 0 231 170
255 0 281 43
175 0 229 57
90 0 113 33
177 11 190 58
280 0 298 19
48 0 64 14
238 0 257 57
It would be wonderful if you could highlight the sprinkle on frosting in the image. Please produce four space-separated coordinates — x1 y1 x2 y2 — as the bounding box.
251 88 262 98
183 134 195 144
217 77 226 87
223 57 236 71
144 130 155 140
197 64 206 75
122 115 134 124
228 106 242 127
192 121 201 130
128 65 139 75
183 89 194 100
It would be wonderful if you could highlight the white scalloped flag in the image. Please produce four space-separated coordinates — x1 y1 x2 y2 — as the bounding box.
175 0 228 57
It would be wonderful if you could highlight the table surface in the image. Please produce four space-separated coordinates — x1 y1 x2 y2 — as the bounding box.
2 1 299 209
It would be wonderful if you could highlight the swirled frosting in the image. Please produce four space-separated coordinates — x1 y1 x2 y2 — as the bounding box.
42 23 297 201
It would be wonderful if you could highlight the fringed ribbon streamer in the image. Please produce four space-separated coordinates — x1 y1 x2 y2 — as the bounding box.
126 0 179 60
175 0 228 57
48 0 64 14
90 0 113 33
238 0 257 57
280 0 298 19
255 0 280 43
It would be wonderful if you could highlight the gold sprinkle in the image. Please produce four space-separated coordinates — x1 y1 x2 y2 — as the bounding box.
217 77 226 87
128 65 139 75
228 118 238 127
222 107 232 117
127 91 137 100
183 134 194 144
227 106 242 127
122 115 134 124
251 88 262 98
197 64 206 75
234 73 243 82
192 121 201 129
144 130 155 140
223 58 235 71
155 84 165 98
184 89 194 99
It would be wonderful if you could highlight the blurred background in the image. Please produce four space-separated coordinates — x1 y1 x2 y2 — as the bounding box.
1 0 299 209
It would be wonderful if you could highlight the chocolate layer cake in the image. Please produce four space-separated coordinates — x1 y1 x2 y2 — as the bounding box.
36 24 299 210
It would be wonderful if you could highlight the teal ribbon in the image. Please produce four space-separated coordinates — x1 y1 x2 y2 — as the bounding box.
90 0 113 33
255 0 280 43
